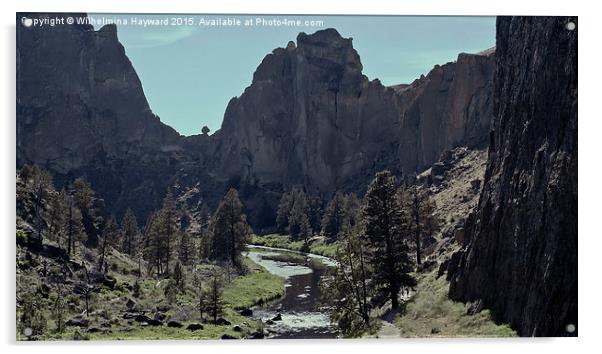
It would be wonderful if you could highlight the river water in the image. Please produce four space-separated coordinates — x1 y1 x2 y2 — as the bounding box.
245 245 339 339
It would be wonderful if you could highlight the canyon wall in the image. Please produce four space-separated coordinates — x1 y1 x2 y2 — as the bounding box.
448 16 578 337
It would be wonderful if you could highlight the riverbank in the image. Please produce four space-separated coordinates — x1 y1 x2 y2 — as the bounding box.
250 234 338 258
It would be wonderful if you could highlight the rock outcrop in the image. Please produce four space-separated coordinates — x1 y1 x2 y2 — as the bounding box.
16 13 213 219
212 28 494 226
448 16 578 336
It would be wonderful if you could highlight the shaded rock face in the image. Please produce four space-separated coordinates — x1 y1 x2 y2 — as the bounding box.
214 29 494 204
16 13 204 219
448 16 577 337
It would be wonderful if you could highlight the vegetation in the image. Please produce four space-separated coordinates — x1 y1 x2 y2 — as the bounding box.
250 234 338 258
15 165 282 341
395 271 516 337
209 188 251 268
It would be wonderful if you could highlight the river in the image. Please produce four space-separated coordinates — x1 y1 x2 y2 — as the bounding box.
244 245 339 339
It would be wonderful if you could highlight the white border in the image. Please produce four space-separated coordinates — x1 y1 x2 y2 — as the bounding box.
1 1 598 353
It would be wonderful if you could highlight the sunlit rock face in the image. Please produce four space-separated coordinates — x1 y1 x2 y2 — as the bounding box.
214 28 495 201
449 16 578 337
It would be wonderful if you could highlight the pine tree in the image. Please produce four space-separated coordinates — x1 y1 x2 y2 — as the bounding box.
321 225 372 336
72 178 98 247
362 171 415 309
159 191 178 275
408 186 440 265
120 208 140 256
172 262 185 290
23 165 54 243
276 191 294 234
307 195 323 234
321 192 346 242
98 216 119 272
210 188 251 268
178 231 195 266
288 194 312 248
64 195 85 256
49 188 67 247
205 266 224 323
193 273 207 320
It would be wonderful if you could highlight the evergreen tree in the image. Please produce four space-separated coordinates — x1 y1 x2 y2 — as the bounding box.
49 188 67 247
276 191 294 234
193 273 207 320
205 266 224 323
64 195 85 256
159 191 178 275
210 188 250 268
72 178 99 247
408 186 440 265
362 171 415 309
288 194 312 248
23 165 54 243
342 193 361 228
172 262 185 290
120 208 140 256
307 195 323 234
321 225 372 336
321 192 346 242
178 231 195 266
98 216 119 272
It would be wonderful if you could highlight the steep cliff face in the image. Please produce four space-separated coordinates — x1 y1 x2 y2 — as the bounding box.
214 29 494 203
16 13 192 218
397 53 494 171
214 29 401 197
448 16 578 337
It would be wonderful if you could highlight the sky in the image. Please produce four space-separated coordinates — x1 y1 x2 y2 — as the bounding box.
90 14 496 136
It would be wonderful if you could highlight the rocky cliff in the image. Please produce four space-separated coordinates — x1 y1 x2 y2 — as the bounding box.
213 29 494 214
448 16 578 336
17 14 495 229
16 13 205 219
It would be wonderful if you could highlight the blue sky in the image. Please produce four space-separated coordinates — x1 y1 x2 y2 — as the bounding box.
90 14 496 136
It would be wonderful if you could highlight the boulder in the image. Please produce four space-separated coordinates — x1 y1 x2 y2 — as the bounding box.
134 314 151 323
239 308 253 316
221 333 237 340
215 317 231 326
125 298 136 310
186 323 204 331
146 319 163 326
248 331 265 339
232 325 242 332
271 313 282 321
66 318 89 327
167 321 183 328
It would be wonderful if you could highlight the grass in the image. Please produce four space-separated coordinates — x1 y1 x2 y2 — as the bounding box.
222 258 285 310
250 234 338 258
17 242 285 341
395 270 516 337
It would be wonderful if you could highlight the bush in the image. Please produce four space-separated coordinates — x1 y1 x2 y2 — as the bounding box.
16 229 28 244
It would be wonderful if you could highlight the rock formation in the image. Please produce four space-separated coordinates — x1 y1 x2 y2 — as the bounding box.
448 16 578 337
16 13 205 219
212 28 494 226
17 14 495 229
